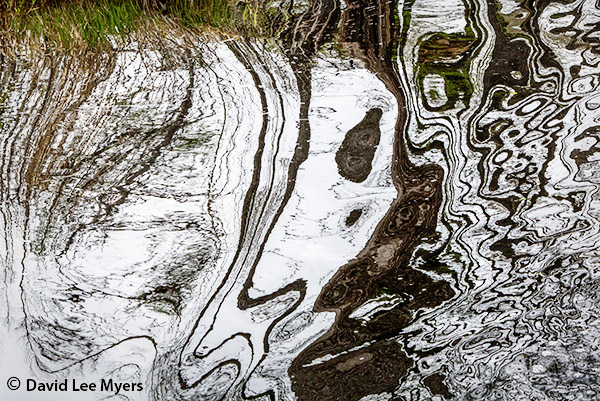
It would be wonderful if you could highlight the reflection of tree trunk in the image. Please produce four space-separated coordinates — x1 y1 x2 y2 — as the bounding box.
235 0 342 310
288 0 455 399
171 1 342 391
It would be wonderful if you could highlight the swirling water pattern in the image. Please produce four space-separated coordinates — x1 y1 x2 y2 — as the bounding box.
1 0 600 400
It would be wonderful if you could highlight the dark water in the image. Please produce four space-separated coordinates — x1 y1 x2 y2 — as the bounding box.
1 0 600 400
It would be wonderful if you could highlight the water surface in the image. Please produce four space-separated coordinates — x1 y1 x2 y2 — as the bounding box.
1 0 600 400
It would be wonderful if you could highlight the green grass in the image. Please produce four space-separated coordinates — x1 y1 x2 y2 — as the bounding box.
1 0 261 53
13 1 143 48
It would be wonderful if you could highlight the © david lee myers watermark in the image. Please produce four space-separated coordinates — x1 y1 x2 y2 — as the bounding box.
6 377 143 395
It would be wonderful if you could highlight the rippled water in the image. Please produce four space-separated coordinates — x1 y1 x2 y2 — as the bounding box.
1 0 600 400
